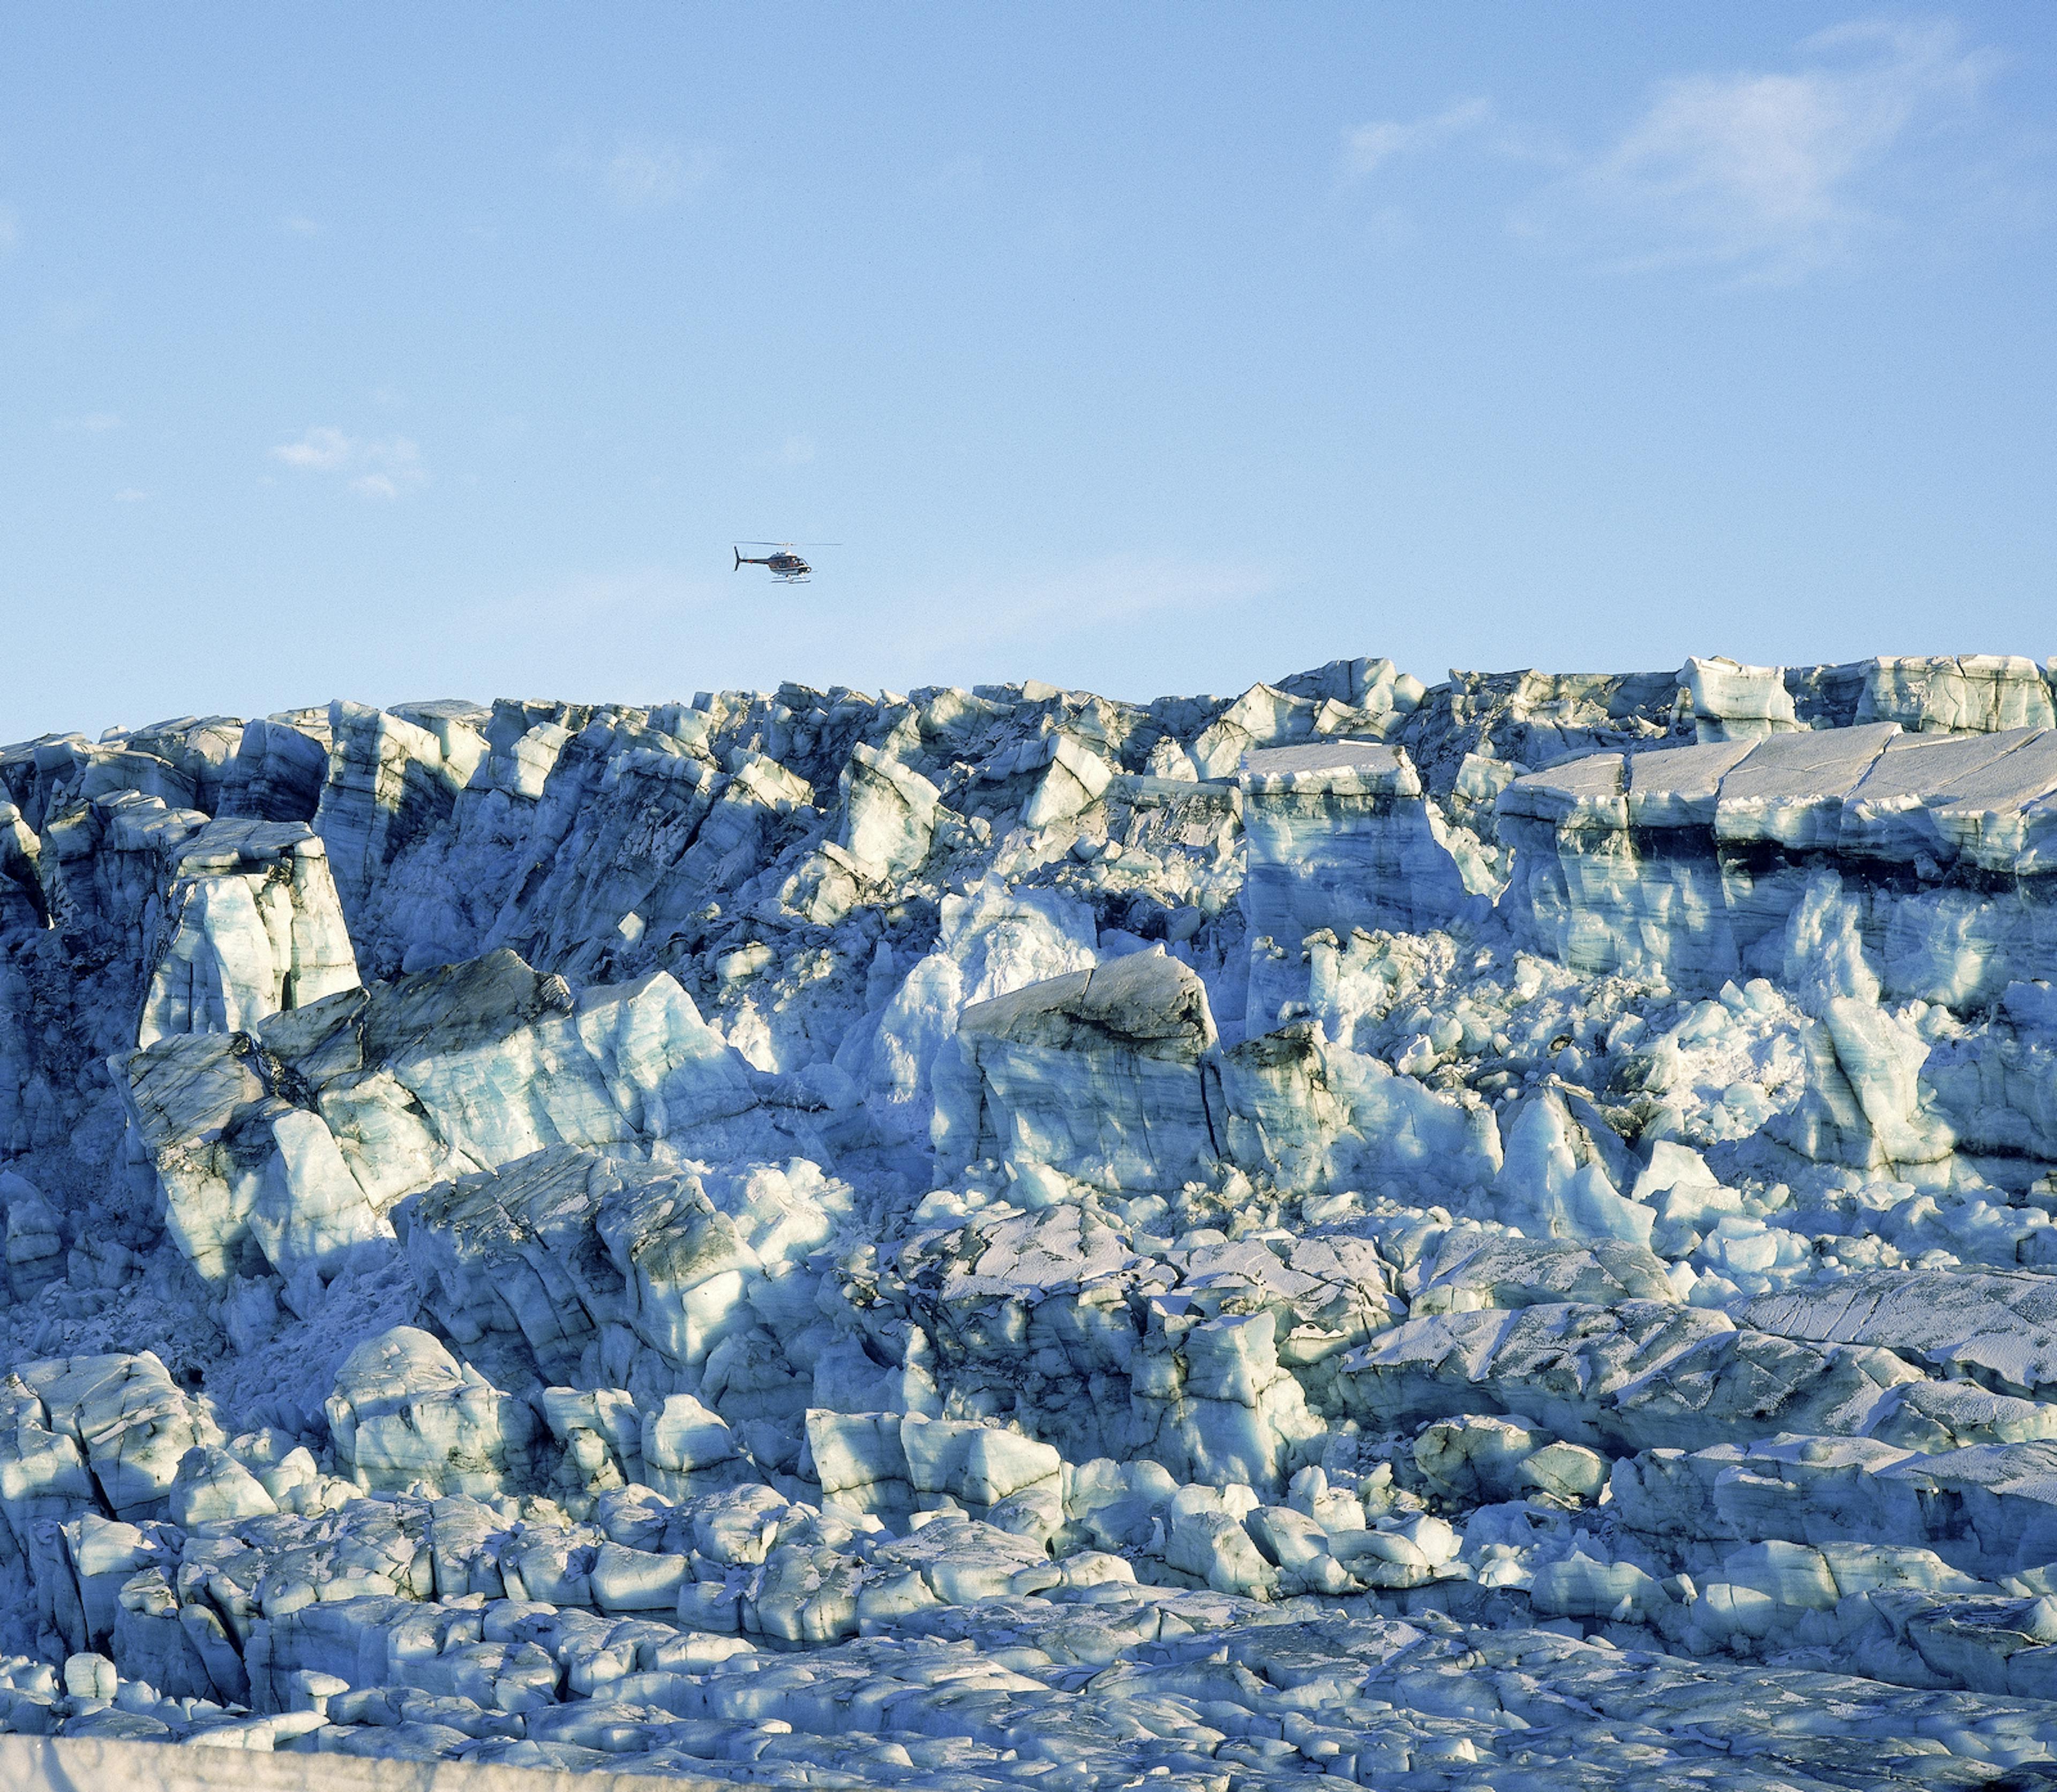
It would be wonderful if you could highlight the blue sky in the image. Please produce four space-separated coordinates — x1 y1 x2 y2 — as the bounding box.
3 4 2052 739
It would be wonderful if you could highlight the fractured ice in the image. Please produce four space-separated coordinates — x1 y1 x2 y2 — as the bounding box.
5 653 2057 1784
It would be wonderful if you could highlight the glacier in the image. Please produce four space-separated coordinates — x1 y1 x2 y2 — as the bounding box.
5 652 2057 1786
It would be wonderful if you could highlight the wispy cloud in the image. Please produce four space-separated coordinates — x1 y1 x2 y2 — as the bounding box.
1340 20 2013 284
453 567 722 640
532 568 703 613
56 412 123 434
740 433 820 472
1343 99 1496 179
271 427 427 499
348 464 423 501
612 135 718 207
561 133 722 210
459 553 1278 703
282 214 320 238
897 554 1276 657
112 488 152 505
1521 20 2002 281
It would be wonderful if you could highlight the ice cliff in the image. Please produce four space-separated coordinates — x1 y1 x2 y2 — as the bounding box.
5 652 2057 1786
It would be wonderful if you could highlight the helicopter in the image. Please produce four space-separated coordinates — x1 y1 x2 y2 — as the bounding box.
733 541 838 584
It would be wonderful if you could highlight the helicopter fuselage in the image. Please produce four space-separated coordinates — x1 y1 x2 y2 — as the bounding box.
736 550 811 581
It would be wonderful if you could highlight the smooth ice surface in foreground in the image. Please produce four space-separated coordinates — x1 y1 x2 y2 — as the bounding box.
0 1731 724 1789
6 652 2057 1786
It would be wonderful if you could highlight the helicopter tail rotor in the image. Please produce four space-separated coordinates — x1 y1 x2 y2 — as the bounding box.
733 547 741 571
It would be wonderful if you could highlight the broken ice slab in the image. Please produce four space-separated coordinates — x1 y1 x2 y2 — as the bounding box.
1683 657 1798 741
214 713 330 823
835 741 940 879
1926 726 2057 871
947 955 1503 1208
1215 1022 1503 1202
1238 740 1470 953
314 700 484 929
1496 751 1627 829
950 951 1219 1193
118 949 811 1286
1836 727 2044 862
1625 736 1756 827
1333 1298 1946 1456
1500 719 2057 1005
1408 1233 1676 1315
4 1354 216 1525
135 820 360 1049
804 1410 1061 1521
1713 722 1903 850
1238 740 1420 797
1856 653 2057 735
404 1143 841 1414
325 1327 540 1497
1745 1268 2057 1403
1612 1433 2057 1582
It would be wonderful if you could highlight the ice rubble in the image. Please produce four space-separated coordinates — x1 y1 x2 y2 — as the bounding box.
6 656 2057 1786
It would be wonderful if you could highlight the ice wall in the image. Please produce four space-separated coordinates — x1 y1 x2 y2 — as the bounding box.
4 653 2057 1786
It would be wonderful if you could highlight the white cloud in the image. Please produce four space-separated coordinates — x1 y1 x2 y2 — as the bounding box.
1343 99 1496 178
587 134 720 210
112 488 152 504
1526 20 2001 281
347 437 425 500
272 426 354 472
56 412 122 433
271 427 427 498
282 214 320 237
